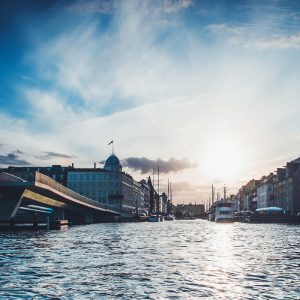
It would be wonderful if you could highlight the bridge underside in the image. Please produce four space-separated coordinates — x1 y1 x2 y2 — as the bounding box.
0 186 120 224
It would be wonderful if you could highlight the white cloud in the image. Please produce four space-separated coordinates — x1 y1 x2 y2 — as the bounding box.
162 0 193 13
206 23 246 45
251 33 300 49
207 23 300 49
66 0 116 15
2 0 300 203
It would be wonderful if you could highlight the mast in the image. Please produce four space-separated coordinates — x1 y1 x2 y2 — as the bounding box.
170 182 172 204
158 166 160 196
157 166 160 214
167 178 170 201
152 165 155 190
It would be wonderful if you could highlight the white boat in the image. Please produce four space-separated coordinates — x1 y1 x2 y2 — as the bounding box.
215 201 234 222
164 215 175 221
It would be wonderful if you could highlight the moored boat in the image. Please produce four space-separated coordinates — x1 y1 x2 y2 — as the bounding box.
164 215 175 221
148 215 159 222
215 201 234 222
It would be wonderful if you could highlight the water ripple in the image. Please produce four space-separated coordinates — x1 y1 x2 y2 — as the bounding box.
0 221 299 299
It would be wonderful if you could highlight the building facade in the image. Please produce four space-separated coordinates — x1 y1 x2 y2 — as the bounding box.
67 155 137 214
233 157 300 216
256 173 274 209
0 165 73 186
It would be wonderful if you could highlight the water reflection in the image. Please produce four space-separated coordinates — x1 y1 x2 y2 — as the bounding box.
0 221 299 299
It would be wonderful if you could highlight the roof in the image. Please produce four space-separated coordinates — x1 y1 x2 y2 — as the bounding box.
105 154 121 167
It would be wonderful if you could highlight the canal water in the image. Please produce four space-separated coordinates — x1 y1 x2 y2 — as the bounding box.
0 220 299 300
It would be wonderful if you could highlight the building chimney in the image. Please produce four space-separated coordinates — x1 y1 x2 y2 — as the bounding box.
94 162 96 169
72 163 74 168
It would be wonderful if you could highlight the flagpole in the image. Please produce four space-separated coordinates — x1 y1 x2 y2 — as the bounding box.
108 140 114 155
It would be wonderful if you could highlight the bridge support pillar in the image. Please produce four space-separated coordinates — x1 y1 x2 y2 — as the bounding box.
0 190 24 221
84 214 94 224
54 208 65 220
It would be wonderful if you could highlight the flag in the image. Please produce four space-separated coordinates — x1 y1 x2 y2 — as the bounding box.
108 140 113 145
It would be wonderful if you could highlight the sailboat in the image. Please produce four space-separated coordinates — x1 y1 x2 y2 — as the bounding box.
208 184 216 221
148 166 160 222
165 180 175 221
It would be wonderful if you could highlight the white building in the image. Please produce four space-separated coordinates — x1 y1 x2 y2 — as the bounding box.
67 154 135 215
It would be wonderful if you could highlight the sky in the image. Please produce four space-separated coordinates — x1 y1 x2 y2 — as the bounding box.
1 0 300 204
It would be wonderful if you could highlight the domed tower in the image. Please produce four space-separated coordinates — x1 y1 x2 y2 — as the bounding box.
104 154 122 173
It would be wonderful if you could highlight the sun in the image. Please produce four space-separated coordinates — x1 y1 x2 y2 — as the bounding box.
203 140 243 180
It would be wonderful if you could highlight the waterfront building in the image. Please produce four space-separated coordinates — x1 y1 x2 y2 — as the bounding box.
256 173 274 209
272 158 300 215
238 179 260 211
147 176 159 214
1 153 170 217
0 164 73 186
132 179 142 216
140 179 151 215
234 157 300 216
67 154 136 214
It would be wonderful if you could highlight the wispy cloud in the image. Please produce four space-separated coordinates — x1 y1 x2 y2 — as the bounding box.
206 23 246 45
0 152 30 166
66 0 193 16
66 0 116 15
162 0 193 13
252 33 300 49
123 157 197 174
207 23 300 49
35 151 75 160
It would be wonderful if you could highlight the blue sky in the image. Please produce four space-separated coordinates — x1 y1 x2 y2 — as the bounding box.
1 0 300 203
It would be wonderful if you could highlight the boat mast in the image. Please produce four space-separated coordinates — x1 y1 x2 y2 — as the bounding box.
224 185 227 201
170 182 172 204
157 165 160 214
152 165 155 191
167 178 170 202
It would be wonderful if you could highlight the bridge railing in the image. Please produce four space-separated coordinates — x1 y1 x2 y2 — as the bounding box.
34 172 120 213
0 172 27 183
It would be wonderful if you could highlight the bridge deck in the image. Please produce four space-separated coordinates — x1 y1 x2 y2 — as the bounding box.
0 172 121 216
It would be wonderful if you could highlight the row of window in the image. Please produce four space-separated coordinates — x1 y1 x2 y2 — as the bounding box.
76 190 109 197
68 173 110 180
68 182 122 189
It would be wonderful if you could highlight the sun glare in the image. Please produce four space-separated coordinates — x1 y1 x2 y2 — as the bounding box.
203 140 243 180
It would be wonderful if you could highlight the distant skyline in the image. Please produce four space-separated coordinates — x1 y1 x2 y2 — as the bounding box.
1 0 300 203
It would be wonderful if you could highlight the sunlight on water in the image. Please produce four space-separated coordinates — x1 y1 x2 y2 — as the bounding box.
0 221 299 299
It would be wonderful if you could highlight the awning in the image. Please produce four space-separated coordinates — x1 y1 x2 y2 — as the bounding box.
255 206 283 212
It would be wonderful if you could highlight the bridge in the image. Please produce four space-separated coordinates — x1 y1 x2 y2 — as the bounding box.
0 172 122 226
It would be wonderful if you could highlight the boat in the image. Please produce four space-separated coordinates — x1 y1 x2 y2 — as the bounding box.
208 207 215 221
164 215 175 221
148 215 160 222
207 184 216 221
214 201 234 222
